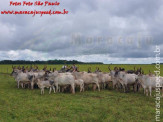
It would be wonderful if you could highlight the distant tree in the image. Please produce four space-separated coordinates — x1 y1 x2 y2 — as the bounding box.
0 60 103 65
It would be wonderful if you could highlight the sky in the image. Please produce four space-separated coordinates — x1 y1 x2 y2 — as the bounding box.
0 0 163 64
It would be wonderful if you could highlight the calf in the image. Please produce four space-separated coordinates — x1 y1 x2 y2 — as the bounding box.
36 79 55 95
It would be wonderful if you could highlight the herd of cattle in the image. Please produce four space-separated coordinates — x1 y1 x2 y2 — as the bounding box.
10 65 163 96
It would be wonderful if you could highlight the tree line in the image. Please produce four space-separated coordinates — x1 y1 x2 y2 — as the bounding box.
0 60 103 64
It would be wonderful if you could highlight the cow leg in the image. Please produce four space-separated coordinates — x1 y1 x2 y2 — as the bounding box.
113 83 115 89
70 86 72 93
85 85 89 91
81 85 83 92
127 85 130 92
134 84 137 92
100 83 103 89
137 84 139 92
116 83 119 90
31 81 34 90
149 87 152 96
133 84 135 92
100 83 102 89
71 84 75 94
103 83 106 89
123 84 126 93
124 85 126 92
96 83 100 91
118 83 122 90
115 84 117 90
113 81 116 89
80 85 82 92
21 83 24 88
42 88 44 94
41 89 43 95
102 83 104 89
56 84 58 92
146 89 148 96
49 87 52 94
144 88 146 95
52 86 56 93
93 84 97 91
28 83 30 89
61 87 64 92
136 84 138 92
82 84 85 92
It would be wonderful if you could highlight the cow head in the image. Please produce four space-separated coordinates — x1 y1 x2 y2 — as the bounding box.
11 69 19 77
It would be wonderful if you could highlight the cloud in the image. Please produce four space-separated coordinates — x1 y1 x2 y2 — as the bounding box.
0 49 160 64
0 0 163 63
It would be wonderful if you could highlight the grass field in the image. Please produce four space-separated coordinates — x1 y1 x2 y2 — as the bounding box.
0 64 162 121
0 64 162 76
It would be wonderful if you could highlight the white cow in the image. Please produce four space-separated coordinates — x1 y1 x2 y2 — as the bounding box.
118 71 138 92
48 72 76 94
74 79 84 92
137 75 163 96
72 72 100 91
109 70 119 89
96 72 111 89
25 70 46 89
11 69 35 89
